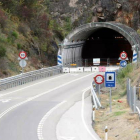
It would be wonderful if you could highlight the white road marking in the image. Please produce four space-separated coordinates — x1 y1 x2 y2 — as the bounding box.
70 74 79 76
37 101 67 140
0 74 69 98
59 136 75 140
1 99 11 103
82 86 91 92
81 88 99 140
0 73 94 120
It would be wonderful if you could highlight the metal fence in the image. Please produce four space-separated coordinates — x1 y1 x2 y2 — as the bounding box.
126 78 137 112
0 65 62 91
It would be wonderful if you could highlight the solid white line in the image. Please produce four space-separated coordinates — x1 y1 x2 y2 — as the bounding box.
81 88 100 140
0 73 94 120
37 101 67 140
0 74 69 98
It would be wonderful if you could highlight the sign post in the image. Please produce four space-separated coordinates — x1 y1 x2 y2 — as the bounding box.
105 72 116 112
18 51 28 74
94 75 104 100
109 87 112 112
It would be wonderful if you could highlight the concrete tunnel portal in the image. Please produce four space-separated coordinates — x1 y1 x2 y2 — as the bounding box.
58 22 140 67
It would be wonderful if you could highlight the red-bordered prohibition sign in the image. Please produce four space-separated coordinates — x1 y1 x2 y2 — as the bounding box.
120 51 127 60
19 51 27 59
94 75 104 84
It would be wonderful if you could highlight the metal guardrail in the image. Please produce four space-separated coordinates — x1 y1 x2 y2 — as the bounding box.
0 65 62 91
127 78 137 113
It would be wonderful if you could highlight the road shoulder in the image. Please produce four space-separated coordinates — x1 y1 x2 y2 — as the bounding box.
56 90 101 140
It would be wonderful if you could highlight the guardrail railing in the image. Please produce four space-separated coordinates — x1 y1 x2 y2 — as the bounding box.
0 65 62 91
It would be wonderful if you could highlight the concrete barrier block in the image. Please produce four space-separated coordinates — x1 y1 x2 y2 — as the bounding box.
63 67 70 73
99 66 106 72
106 67 111 72
77 67 84 72
92 67 99 72
84 67 92 72
70 68 77 73
106 67 120 72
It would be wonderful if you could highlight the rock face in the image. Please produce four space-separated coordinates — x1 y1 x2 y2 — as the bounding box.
49 0 140 31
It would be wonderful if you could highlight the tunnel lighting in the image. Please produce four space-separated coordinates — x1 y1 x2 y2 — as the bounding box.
115 36 123 39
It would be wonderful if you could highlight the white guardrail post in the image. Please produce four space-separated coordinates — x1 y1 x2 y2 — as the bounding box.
92 105 96 121
105 126 108 140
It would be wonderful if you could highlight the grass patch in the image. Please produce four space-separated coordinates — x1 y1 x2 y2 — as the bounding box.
117 64 133 81
8 62 18 72
113 111 126 116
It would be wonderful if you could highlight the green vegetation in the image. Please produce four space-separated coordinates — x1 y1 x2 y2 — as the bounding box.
0 0 70 76
64 17 72 36
0 46 6 57
117 64 133 88
113 111 126 116
17 43 22 50
7 31 18 43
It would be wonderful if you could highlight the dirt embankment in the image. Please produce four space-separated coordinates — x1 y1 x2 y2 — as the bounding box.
95 65 140 140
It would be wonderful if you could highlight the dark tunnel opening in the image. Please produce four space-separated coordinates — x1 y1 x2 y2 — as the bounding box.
82 28 133 65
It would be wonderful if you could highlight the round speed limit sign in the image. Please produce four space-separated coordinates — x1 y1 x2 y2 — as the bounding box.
120 51 127 60
19 51 27 59
94 75 104 84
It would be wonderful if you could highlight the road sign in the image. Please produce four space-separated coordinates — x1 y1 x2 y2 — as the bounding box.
105 72 116 87
93 58 100 65
120 51 127 60
94 75 104 84
19 59 27 68
19 51 27 59
120 60 127 67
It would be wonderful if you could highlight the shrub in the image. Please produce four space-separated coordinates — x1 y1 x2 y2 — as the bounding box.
11 31 18 39
17 43 22 50
18 23 29 37
7 31 18 43
117 63 133 86
0 46 6 57
64 17 72 33
0 9 7 29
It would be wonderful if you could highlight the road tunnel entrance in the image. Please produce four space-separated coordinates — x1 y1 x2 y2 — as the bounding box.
60 22 140 67
82 28 132 65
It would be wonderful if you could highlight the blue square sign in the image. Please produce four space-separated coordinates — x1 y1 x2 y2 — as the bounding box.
105 72 116 87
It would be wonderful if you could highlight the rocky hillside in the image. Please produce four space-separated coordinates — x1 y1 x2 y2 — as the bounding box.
0 0 140 78
49 0 140 30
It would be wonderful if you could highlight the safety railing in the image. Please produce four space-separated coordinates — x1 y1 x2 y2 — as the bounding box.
0 65 62 91
126 79 136 112
127 78 140 117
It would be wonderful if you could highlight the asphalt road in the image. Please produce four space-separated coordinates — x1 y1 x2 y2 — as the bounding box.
0 72 101 140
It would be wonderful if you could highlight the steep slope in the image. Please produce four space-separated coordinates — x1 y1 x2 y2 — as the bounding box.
0 0 140 77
